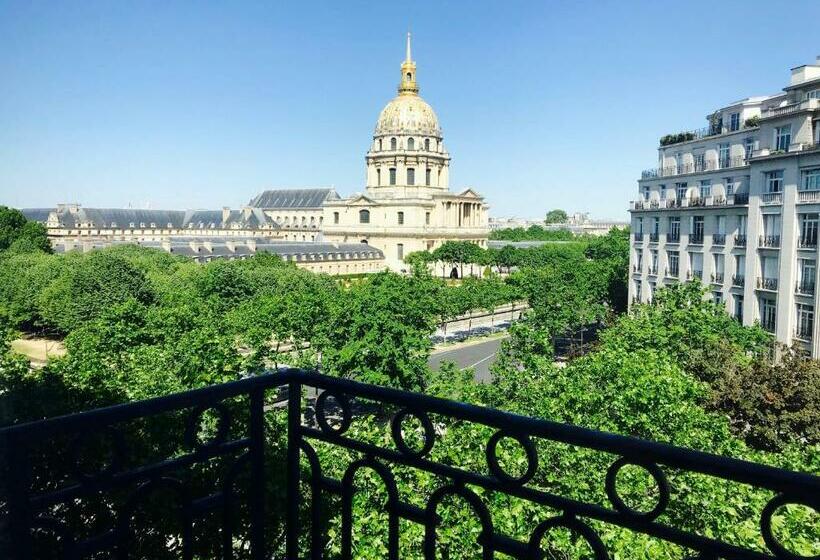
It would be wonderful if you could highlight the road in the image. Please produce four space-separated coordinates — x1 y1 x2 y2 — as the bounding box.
428 336 505 382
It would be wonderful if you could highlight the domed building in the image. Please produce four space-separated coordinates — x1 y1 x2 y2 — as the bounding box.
322 33 489 271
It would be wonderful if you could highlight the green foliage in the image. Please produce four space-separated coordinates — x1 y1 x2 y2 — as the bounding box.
545 208 568 224
0 206 52 254
489 224 578 241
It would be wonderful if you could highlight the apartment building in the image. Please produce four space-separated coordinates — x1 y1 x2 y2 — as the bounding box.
629 56 820 355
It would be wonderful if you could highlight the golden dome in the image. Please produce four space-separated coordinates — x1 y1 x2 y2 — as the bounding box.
375 94 441 137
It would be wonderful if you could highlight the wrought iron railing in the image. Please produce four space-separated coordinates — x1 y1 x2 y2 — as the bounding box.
666 232 680 243
648 232 660 243
713 233 726 245
760 235 781 248
634 232 644 241
2 369 819 559
732 275 746 287
711 272 725 284
690 233 704 245
798 235 818 249
735 234 747 247
796 280 816 295
733 193 750 205
757 277 779 291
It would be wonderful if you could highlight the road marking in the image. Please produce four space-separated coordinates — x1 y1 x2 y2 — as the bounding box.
466 353 496 369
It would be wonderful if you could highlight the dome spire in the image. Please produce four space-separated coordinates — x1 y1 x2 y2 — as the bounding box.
398 32 418 96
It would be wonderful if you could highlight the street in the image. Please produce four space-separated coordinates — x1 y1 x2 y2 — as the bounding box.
428 336 505 382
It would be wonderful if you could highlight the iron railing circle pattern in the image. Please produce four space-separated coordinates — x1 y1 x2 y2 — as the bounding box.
182 401 231 452
485 429 538 485
390 407 435 458
1 368 819 560
604 456 671 522
760 494 820 560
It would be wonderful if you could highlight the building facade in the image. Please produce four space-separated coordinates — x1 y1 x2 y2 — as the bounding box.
321 34 489 270
629 56 820 355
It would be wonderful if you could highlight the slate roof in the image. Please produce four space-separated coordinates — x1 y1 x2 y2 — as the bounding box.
248 188 339 209
20 208 53 223
35 206 278 230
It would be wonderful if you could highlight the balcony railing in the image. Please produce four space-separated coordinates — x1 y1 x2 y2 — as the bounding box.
690 233 704 245
794 327 813 341
760 235 781 248
648 267 658 276
798 235 818 249
761 192 783 205
666 232 680 243
641 156 748 179
632 264 642 273
634 232 644 241
733 193 749 205
796 280 816 295
648 232 660 243
734 234 747 247
798 190 820 203
5 369 817 559
687 269 703 280
711 272 725 284
665 267 679 278
732 275 745 287
713 233 726 245
757 277 779 291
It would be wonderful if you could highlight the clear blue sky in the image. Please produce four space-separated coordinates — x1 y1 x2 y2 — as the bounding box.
1 1 818 219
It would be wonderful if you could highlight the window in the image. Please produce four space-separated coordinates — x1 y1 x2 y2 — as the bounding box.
650 250 658 273
642 186 650 200
425 212 431 225
724 177 734 195
713 292 723 305
694 153 705 171
807 89 820 100
796 304 814 339
762 214 781 238
397 243 404 260
634 281 642 301
738 215 747 235
735 255 746 278
719 143 730 168
333 212 339 224
407 167 415 185
359 209 370 224
799 213 818 247
668 251 679 275
774 125 791 151
389 168 396 185
689 251 703 274
425 168 431 186
799 258 816 290
714 253 725 275
660 184 667 198
668 216 680 240
734 295 744 321
675 152 683 170
691 215 704 240
397 211 404 225
652 217 660 234
699 180 712 198
765 170 784 193
716 215 726 234
378 139 383 150
729 112 740 131
636 217 644 234
408 137 415 150
636 251 644 269
802 169 820 191
676 182 688 200
424 138 430 151
376 168 381 185
760 298 777 332
391 137 397 150
744 137 756 160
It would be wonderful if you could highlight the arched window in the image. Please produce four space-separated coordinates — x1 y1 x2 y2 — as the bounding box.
389 168 396 185
376 168 381 185
406 72 412 81
424 138 430 151
333 212 339 224
359 209 370 224
408 137 415 150
391 137 397 150
407 167 415 186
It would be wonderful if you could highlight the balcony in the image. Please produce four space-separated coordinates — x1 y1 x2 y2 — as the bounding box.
633 232 644 242
6 369 816 559
796 280 816 295
632 264 643 274
732 275 745 287
798 190 820 203
798 235 818 249
759 235 781 248
690 233 704 245
757 277 779 291
665 267 679 278
761 192 783 205
666 232 680 243
712 233 726 245
732 193 749 205
761 98 820 120
687 269 703 280
648 267 658 276
648 232 660 243
688 196 706 207
640 156 748 179
794 327 813 341
711 272 725 284
734 234 747 247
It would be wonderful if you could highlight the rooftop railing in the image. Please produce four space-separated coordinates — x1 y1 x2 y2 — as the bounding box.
3 369 818 559
641 156 748 179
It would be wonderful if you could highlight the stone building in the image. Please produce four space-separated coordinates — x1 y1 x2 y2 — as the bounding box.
321 33 489 270
629 56 820 356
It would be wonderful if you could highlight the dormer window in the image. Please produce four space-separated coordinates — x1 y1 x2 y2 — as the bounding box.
129 222 135 228
140 222 146 228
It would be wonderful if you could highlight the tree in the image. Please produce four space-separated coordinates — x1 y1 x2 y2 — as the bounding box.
432 241 484 278
0 206 51 253
544 209 568 224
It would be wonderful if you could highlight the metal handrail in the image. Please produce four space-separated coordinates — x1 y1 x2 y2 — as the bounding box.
2 369 818 560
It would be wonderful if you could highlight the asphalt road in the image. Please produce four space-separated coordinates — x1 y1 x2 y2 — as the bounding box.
428 336 505 382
